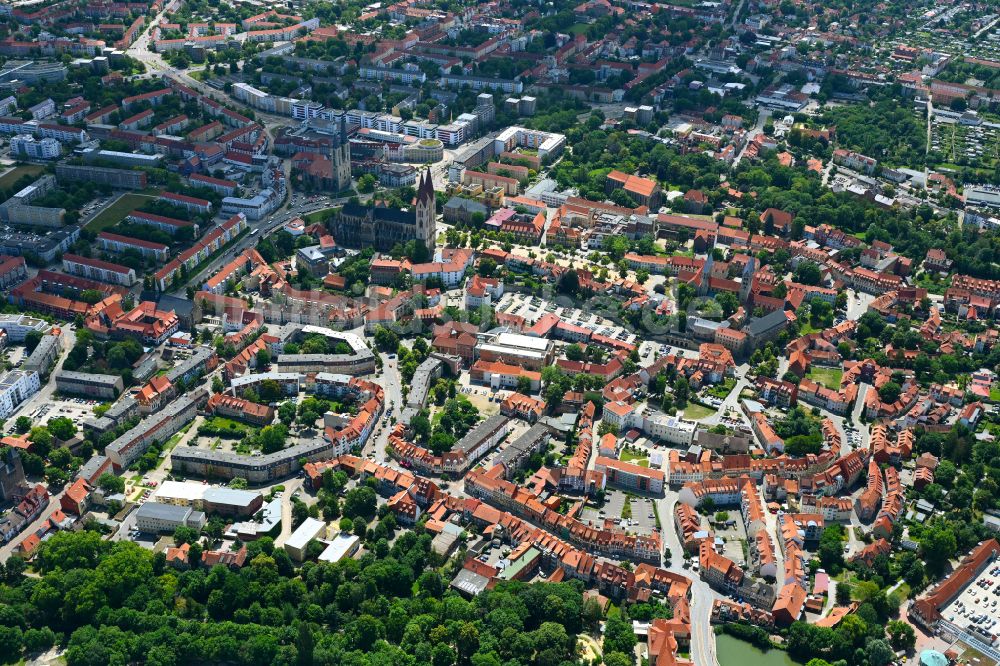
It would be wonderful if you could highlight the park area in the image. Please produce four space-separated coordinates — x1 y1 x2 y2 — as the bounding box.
84 193 158 233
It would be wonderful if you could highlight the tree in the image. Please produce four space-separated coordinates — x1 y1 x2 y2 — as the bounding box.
343 486 377 520
28 427 52 458
556 269 579 295
877 382 901 404
864 638 894 666
258 425 288 454
919 523 957 576
836 582 852 606
97 472 125 494
565 344 584 362
278 401 297 426
0 626 22 661
173 525 199 545
47 416 76 441
885 620 915 651
715 291 739 317
14 416 31 434
258 380 283 403
818 524 846 572
602 612 636 657
794 261 822 286
24 330 43 353
357 174 377 193
516 375 533 395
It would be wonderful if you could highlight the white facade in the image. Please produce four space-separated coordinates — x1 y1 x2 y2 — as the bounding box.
285 517 327 561
642 413 697 446
0 314 48 342
0 370 40 419
10 134 60 159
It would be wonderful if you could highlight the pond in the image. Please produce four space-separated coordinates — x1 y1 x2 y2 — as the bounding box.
715 634 801 666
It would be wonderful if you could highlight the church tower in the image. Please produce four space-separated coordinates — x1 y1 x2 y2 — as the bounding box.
332 115 352 192
414 168 436 254
739 255 756 304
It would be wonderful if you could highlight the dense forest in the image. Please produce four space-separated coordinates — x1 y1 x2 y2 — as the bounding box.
0 529 624 666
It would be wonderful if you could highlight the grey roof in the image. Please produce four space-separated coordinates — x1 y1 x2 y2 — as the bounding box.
106 390 203 458
202 487 262 507
407 356 443 409
450 567 491 596
444 197 488 214
154 294 195 317
495 423 550 470
55 370 122 386
23 334 59 372
454 414 512 454
135 501 191 521
106 395 138 421
76 454 108 481
171 437 332 470
165 346 214 383
745 309 789 337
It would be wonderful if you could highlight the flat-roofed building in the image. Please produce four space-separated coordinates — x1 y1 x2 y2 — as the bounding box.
152 480 264 517
0 313 48 342
55 370 123 399
170 438 335 483
285 517 326 561
0 370 40 419
475 331 554 370
318 532 360 563
135 501 206 533
22 334 60 377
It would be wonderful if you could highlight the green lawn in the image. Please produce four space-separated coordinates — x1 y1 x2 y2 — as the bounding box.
84 193 158 233
798 321 821 335
683 403 717 420
706 378 736 400
0 164 45 191
991 384 1000 403
619 449 649 467
808 367 843 390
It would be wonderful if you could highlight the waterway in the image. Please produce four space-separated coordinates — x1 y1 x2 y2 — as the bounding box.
715 634 801 666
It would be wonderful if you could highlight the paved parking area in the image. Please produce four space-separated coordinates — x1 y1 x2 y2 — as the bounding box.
18 398 100 433
942 560 1000 643
579 492 659 536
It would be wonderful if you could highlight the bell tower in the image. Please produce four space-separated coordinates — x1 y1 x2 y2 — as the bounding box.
415 168 436 253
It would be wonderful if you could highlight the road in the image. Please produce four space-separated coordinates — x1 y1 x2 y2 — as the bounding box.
273 478 304 548
365 352 403 465
733 108 769 166
729 0 747 29
658 494 720 666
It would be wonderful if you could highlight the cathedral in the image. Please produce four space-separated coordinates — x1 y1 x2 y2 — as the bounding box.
331 168 436 254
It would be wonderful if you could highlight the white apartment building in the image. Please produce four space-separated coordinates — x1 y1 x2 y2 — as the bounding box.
0 370 40 419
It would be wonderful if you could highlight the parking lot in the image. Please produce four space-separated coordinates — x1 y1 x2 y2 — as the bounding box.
941 559 1000 645
579 490 660 536
22 397 100 432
